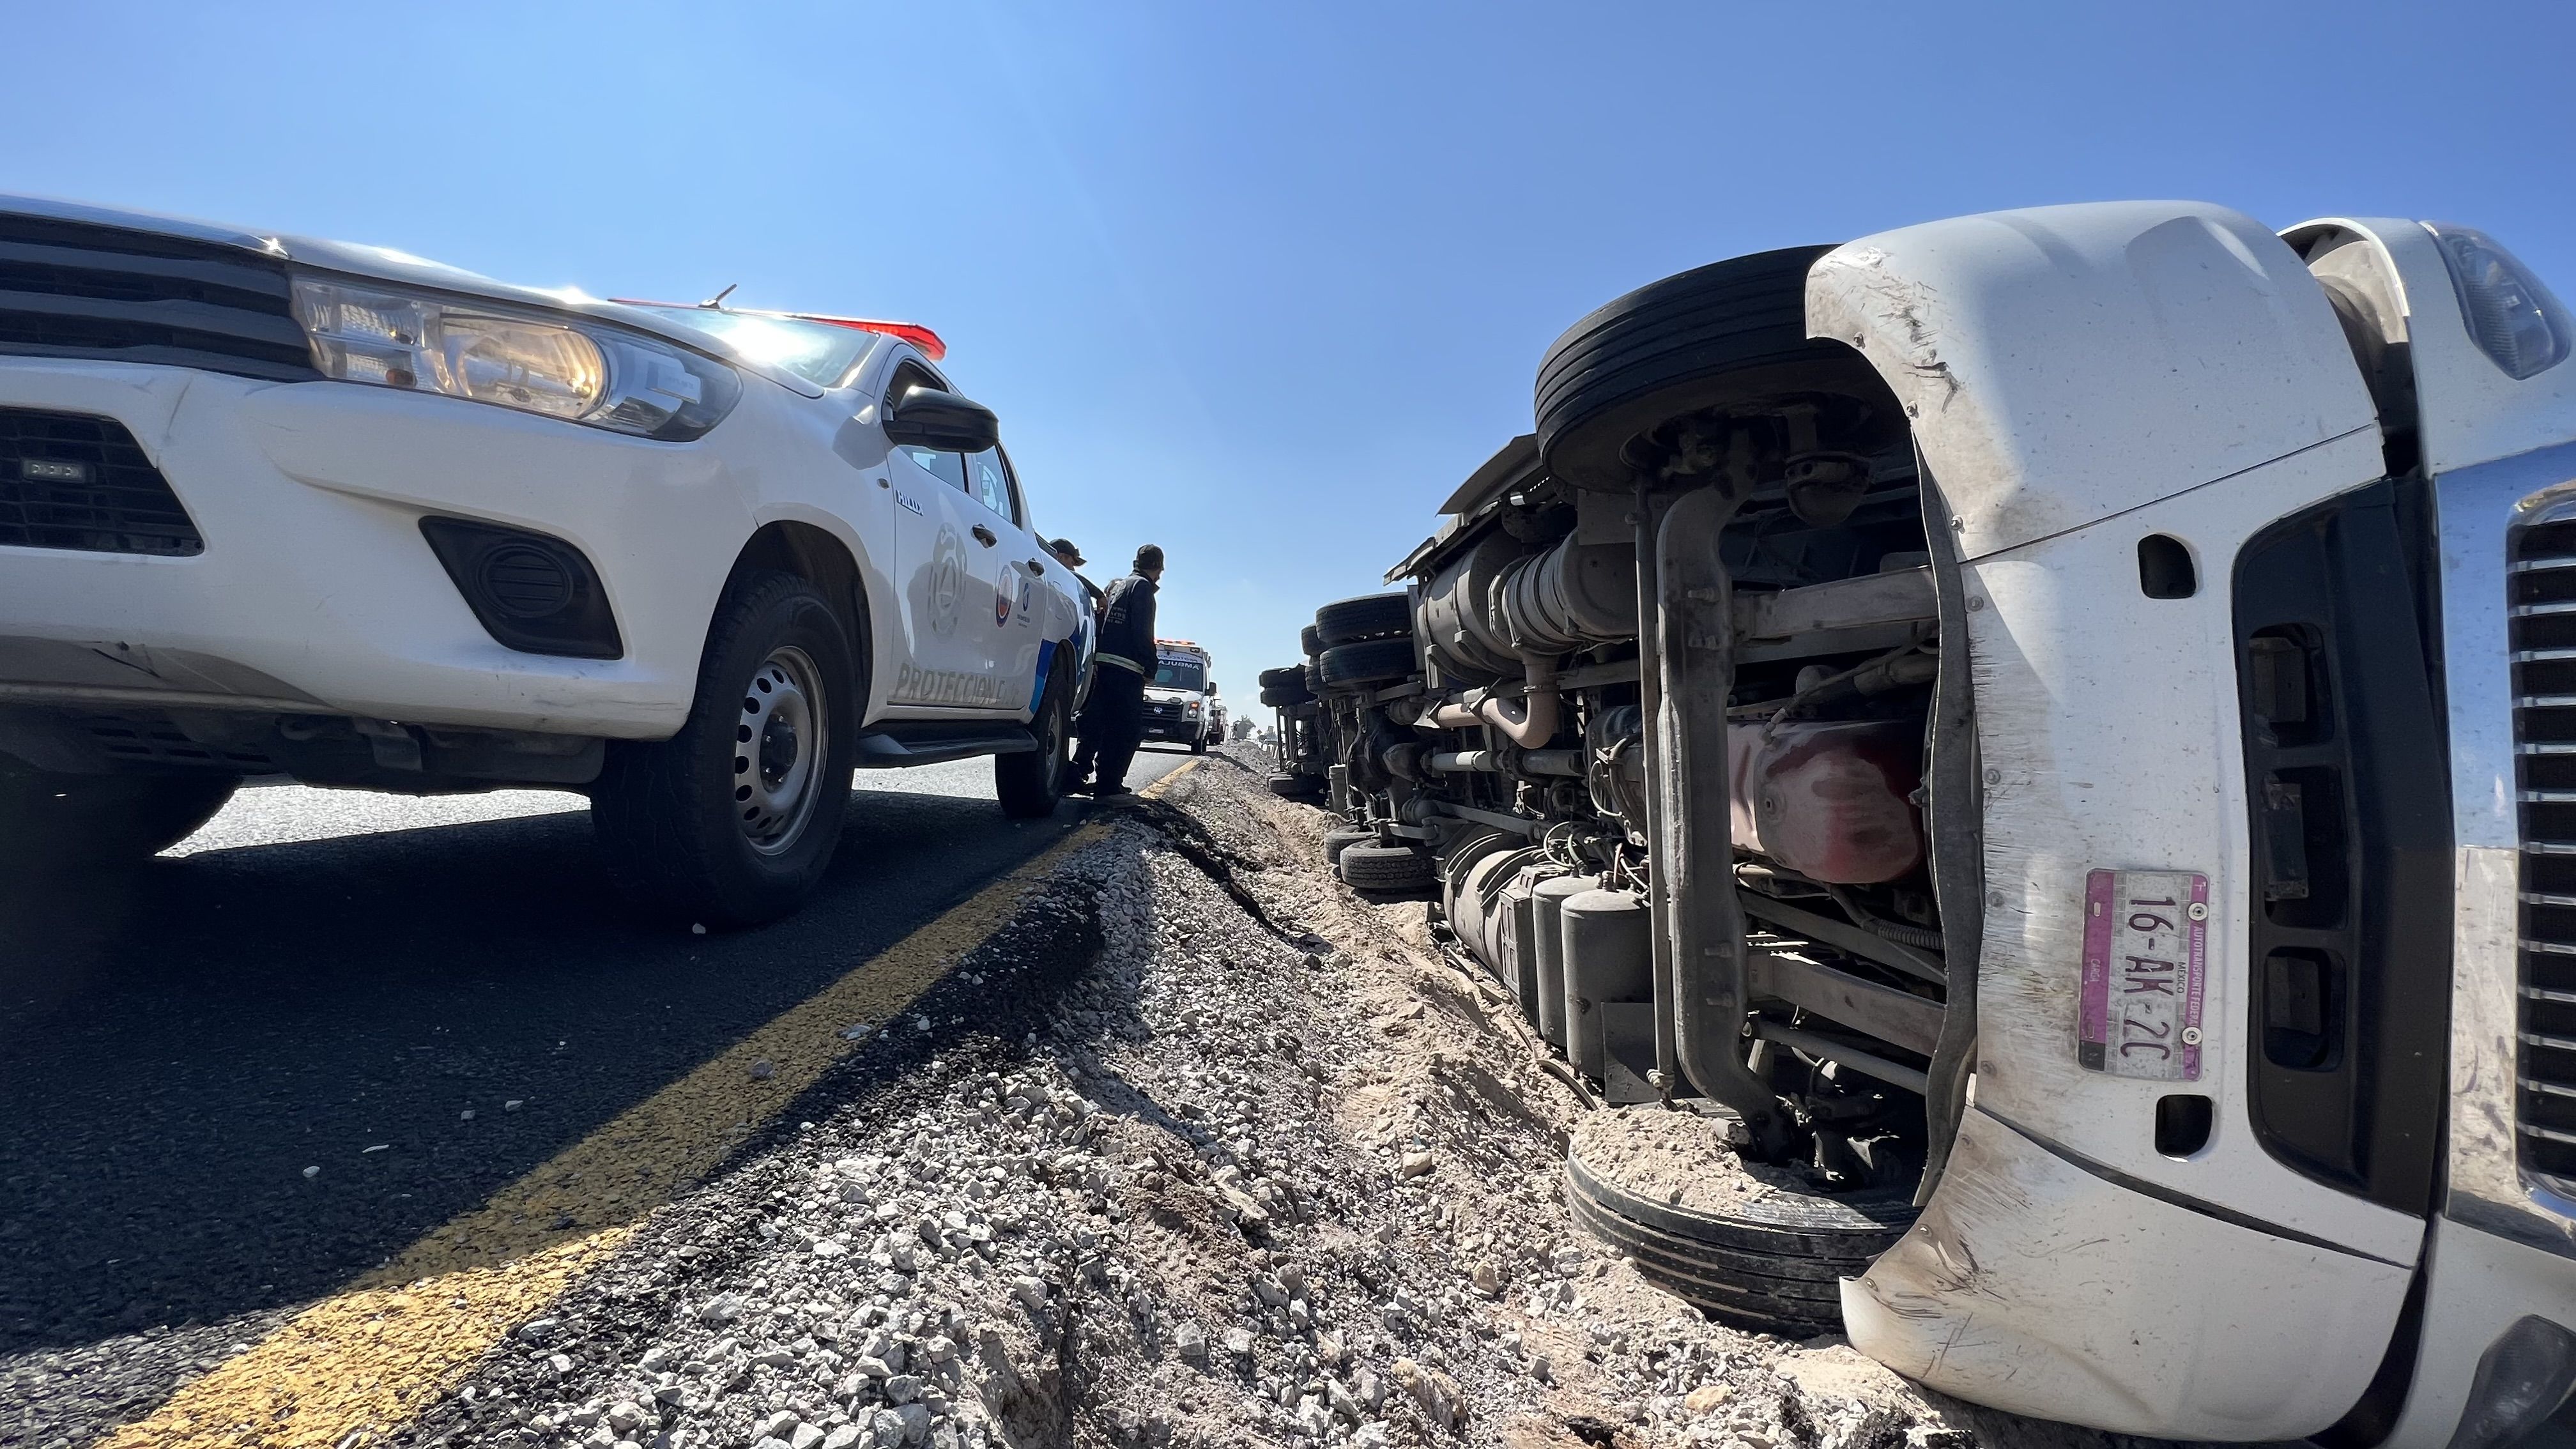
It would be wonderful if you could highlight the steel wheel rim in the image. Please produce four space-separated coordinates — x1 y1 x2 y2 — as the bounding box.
735 645 827 854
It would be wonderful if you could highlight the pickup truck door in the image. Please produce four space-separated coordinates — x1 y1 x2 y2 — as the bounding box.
885 441 1009 714
964 445 1051 719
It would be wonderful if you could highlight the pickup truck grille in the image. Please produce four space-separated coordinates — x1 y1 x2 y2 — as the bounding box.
0 407 203 555
2513 519 2576 1176
0 213 319 381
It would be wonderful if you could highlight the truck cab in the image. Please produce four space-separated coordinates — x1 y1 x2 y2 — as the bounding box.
1278 202 2576 1445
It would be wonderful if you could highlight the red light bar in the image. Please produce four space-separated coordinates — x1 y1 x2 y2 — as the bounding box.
609 300 946 361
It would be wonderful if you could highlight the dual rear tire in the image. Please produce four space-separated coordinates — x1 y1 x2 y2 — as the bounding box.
1340 839 1435 892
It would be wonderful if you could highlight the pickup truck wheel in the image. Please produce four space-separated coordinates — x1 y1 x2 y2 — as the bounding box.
1319 637 1417 689
996 666 1073 818
1314 593 1413 646
1339 840 1436 892
1564 1130 1917 1336
593 571 856 928
1535 244 1865 489
0 765 238 866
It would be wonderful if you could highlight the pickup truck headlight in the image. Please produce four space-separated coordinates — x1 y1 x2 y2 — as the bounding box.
291 276 742 441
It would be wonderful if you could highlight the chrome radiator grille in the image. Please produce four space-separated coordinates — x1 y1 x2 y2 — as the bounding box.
2513 517 2576 1176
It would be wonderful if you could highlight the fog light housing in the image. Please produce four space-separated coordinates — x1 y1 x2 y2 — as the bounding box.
420 516 623 659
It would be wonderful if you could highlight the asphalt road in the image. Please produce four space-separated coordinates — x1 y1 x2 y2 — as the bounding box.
0 747 1191 1359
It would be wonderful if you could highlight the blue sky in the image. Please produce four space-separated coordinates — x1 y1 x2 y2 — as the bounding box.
6 1 2572 703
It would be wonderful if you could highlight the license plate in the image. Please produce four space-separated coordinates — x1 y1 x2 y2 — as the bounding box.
2078 868 2209 1080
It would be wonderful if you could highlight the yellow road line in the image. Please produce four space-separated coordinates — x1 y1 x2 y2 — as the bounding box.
107 760 1200 1449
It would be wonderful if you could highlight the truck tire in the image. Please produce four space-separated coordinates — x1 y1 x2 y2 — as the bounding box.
1340 841 1436 892
996 666 1073 818
1322 825 1374 866
1319 637 1416 689
1300 624 1324 658
1534 244 1856 490
0 764 238 866
1564 1139 1916 1336
1259 684 1310 707
1314 593 1413 647
593 570 857 928
1265 772 1314 799
1258 666 1307 691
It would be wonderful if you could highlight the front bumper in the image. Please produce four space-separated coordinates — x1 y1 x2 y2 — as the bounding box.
0 360 757 739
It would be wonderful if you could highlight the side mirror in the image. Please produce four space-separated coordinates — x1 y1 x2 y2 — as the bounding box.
883 385 1000 453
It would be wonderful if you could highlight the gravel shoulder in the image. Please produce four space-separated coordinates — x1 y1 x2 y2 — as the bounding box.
337 748 2165 1449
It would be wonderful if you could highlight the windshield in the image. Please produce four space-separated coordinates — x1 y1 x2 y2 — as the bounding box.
629 307 877 387
1154 658 1208 692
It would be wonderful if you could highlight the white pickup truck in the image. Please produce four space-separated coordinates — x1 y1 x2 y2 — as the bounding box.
1276 201 2576 1445
0 196 1090 924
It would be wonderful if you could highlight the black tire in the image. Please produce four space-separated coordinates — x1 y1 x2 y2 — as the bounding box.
1340 841 1435 891
1300 624 1324 659
593 570 857 928
997 664 1073 818
1319 637 1417 689
1534 245 1858 489
0 764 238 866
1314 594 1412 647
1322 826 1373 867
1266 772 1319 799
1258 684 1310 707
1257 666 1307 691
1564 1141 1916 1336
1189 727 1209 756
1303 662 1326 695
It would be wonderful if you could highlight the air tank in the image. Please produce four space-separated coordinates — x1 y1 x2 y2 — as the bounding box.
1498 870 1543 1026
1560 886 1654 1093
1530 873 1596 1049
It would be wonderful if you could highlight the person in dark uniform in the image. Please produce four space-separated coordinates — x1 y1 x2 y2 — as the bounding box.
1070 544 1162 799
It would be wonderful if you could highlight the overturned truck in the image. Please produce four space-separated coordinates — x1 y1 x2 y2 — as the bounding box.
1268 202 2576 1446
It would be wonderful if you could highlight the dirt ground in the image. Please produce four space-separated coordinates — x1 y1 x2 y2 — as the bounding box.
386 751 2159 1449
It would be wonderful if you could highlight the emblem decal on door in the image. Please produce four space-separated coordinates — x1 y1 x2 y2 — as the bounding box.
995 578 1013 627
928 527 965 637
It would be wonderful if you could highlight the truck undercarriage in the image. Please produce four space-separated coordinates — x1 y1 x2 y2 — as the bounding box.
1262 202 2576 1443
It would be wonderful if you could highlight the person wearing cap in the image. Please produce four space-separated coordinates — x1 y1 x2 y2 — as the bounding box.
1048 537 1103 606
1070 544 1162 799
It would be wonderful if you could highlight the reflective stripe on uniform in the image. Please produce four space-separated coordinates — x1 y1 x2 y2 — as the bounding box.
1098 652 1146 674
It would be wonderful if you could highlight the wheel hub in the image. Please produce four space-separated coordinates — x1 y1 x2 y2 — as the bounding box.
735 646 826 854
